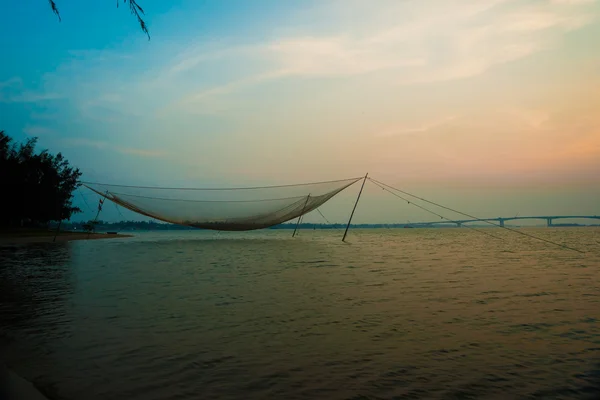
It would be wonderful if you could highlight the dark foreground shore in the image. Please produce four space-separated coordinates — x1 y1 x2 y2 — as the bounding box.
0 363 49 400
1 229 131 398
0 229 132 245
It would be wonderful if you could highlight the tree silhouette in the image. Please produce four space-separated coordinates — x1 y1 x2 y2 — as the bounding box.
48 0 150 39
0 131 82 227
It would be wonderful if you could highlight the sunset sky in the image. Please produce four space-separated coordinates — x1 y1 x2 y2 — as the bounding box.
1 0 599 223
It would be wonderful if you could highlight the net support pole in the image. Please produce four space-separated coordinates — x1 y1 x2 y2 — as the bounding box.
342 173 368 242
293 194 311 237
88 192 106 239
53 219 62 242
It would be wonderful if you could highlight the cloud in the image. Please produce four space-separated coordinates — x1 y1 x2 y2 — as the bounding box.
500 108 551 130
550 0 596 4
30 112 61 121
23 125 57 137
0 77 21 88
371 102 600 181
0 76 63 103
60 137 167 158
115 147 166 157
168 44 262 75
7 92 63 103
30 0 597 120
562 131 600 158
267 37 426 77
170 0 599 107
377 116 459 137
62 138 110 149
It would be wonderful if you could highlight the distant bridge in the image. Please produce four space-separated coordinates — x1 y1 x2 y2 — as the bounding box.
409 215 600 228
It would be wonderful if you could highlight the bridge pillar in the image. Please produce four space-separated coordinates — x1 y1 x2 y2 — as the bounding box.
499 218 505 227
456 222 462 228
547 218 553 227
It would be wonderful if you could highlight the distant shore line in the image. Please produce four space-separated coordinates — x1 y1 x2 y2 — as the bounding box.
2 223 597 245
50 221 600 232
0 229 132 245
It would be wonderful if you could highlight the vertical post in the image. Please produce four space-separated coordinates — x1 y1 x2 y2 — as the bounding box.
53 219 62 242
293 194 311 237
88 193 106 239
342 173 368 242
53 195 63 242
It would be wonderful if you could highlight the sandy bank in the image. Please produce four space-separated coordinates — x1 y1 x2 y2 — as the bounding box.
0 230 132 245
0 363 49 400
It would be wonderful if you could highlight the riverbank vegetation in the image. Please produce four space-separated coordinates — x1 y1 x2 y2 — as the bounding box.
0 131 81 229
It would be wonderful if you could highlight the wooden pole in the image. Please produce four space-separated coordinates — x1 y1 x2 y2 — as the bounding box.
88 193 106 239
53 219 62 242
53 197 63 242
292 194 311 237
342 173 368 242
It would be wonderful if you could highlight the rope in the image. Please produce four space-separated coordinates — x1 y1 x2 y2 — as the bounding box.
112 202 126 233
316 208 332 225
293 194 311 237
80 176 362 191
78 188 94 212
368 179 504 241
369 177 585 254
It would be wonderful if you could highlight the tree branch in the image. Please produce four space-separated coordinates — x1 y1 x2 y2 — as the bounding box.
48 0 150 39
125 0 150 40
48 0 61 22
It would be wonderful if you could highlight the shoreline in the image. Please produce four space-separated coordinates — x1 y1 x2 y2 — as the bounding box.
0 363 50 400
0 230 132 245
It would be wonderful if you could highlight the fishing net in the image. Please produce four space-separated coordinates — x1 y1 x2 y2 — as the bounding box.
83 177 362 231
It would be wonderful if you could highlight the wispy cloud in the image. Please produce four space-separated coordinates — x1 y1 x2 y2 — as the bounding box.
0 76 63 103
168 0 598 107
23 125 57 137
372 104 600 179
168 44 261 75
500 108 551 131
30 112 61 121
31 0 597 120
7 92 63 103
377 116 459 137
0 77 21 88
62 138 110 149
115 147 166 157
550 0 596 4
267 37 426 77
61 137 166 158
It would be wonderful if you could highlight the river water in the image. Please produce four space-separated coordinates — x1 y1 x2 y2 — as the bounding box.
1 228 599 399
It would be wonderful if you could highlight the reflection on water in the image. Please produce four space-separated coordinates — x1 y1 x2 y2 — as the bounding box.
1 228 599 399
0 243 73 338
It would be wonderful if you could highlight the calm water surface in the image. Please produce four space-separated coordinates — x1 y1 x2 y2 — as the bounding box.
1 228 599 399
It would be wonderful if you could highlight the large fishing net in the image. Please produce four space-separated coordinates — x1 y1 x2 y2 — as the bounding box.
83 177 362 231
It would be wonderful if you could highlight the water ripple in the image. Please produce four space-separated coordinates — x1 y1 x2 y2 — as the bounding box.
1 228 599 399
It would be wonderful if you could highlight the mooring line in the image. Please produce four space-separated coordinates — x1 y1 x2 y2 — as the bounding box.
316 208 332 225
78 188 94 212
369 177 585 254
368 179 504 241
